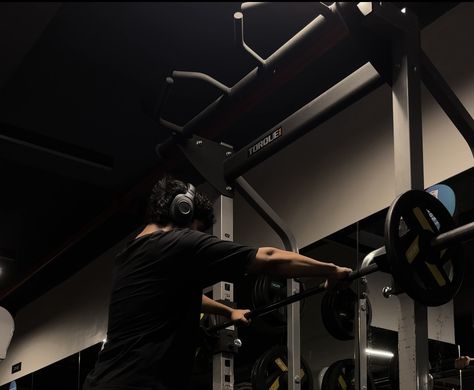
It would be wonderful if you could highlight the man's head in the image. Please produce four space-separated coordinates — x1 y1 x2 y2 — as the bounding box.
147 177 215 231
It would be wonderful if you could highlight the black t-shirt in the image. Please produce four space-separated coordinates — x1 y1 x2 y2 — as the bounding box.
83 228 257 390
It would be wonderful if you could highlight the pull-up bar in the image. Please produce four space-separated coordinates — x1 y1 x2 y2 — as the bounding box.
156 3 370 160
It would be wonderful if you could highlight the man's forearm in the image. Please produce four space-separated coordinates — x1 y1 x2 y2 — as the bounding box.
251 247 341 278
201 295 233 317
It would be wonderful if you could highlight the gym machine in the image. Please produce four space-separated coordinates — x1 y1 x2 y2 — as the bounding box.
155 2 474 389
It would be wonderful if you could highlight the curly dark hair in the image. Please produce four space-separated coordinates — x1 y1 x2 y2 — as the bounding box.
146 177 215 231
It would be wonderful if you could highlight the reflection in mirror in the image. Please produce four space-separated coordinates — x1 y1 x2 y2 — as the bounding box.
0 342 103 390
300 223 358 389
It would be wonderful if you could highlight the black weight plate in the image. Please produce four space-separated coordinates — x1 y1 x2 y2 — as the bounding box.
322 289 351 340
251 346 313 390
251 276 306 328
262 276 288 325
321 359 376 390
321 289 340 338
385 189 464 306
321 288 372 341
247 276 285 336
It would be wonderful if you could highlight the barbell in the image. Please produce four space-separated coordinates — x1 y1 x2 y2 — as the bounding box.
210 189 474 332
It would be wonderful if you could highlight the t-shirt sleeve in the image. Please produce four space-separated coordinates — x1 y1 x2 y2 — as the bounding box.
185 230 258 287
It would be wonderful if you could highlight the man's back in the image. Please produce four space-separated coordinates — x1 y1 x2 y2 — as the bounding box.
83 228 256 390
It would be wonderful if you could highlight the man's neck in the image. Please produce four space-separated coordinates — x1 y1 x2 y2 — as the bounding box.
136 223 174 239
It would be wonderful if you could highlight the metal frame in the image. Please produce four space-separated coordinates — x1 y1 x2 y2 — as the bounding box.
223 63 382 181
234 177 301 390
355 246 387 390
208 180 303 390
156 3 337 142
155 2 474 390
155 3 372 160
211 195 237 390
384 5 428 390
421 52 474 156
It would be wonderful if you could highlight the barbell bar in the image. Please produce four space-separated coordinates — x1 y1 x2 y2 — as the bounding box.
210 263 380 332
431 221 474 248
209 189 474 332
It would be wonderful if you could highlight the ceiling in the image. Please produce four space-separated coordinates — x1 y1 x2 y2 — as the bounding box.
0 2 459 313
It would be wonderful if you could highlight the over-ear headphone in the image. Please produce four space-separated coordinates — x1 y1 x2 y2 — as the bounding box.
169 183 195 226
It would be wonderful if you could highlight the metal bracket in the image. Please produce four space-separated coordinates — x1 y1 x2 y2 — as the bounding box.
177 135 234 197
335 2 420 86
382 278 405 299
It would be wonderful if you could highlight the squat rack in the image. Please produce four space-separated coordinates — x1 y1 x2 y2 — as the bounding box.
156 2 474 390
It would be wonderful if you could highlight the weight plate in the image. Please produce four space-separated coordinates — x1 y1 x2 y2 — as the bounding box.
385 189 464 306
251 276 306 327
251 346 313 390
321 288 372 340
261 276 288 325
321 359 376 390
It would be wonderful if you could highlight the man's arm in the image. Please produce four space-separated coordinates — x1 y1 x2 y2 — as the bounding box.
201 295 250 325
201 295 233 317
247 247 352 286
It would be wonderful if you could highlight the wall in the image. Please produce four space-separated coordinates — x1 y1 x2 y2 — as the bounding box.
0 242 119 385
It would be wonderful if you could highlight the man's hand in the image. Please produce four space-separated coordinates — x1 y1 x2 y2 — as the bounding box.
455 356 472 370
201 295 251 327
324 265 352 290
230 309 251 326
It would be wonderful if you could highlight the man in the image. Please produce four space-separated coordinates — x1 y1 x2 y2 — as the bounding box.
83 177 352 390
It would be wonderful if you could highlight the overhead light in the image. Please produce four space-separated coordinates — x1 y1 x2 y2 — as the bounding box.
401 7 406 14
366 348 394 358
